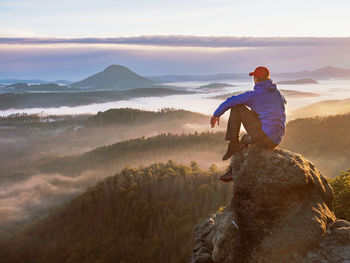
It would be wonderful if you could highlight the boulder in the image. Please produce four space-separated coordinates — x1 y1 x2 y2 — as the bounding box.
191 146 350 263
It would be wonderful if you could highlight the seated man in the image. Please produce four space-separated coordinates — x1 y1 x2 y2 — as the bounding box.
210 66 287 182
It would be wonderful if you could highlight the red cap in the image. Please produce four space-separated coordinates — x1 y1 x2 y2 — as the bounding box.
249 66 270 77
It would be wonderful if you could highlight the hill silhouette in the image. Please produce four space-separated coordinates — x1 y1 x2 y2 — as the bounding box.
311 65 350 78
85 107 209 126
0 83 83 93
274 66 350 80
71 65 155 90
197 83 234 91
26 132 226 177
276 78 318 85
212 89 319 100
0 79 72 85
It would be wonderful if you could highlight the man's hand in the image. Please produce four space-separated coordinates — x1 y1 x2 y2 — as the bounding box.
210 116 220 128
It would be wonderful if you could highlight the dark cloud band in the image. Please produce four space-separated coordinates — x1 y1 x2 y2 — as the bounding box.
1 36 350 47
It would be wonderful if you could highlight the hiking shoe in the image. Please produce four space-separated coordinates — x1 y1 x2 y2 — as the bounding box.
222 141 247 161
219 169 233 183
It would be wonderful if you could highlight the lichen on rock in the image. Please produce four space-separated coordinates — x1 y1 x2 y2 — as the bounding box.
191 145 350 263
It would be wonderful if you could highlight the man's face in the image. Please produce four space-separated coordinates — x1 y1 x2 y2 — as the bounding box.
254 76 257 84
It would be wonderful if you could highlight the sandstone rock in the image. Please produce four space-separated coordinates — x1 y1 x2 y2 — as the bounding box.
303 220 350 262
329 219 350 231
333 227 350 243
191 145 350 263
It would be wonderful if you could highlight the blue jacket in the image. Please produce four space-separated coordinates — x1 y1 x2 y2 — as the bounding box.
213 79 287 144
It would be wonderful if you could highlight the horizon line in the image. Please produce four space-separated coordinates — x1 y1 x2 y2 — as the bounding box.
0 65 348 82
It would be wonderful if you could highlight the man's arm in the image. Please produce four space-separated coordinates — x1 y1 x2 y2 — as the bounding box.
210 91 254 128
213 91 254 117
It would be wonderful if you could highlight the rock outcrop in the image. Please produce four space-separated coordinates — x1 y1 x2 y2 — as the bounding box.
191 146 350 263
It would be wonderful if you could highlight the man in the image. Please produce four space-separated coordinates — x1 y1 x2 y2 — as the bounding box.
210 66 287 182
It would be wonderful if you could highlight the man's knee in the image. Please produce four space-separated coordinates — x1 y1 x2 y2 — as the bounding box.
253 133 278 149
231 105 249 112
267 143 278 149
229 105 250 119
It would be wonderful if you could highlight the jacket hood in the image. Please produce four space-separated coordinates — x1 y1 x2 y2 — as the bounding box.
254 79 277 92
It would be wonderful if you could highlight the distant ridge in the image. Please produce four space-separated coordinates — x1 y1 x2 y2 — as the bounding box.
0 87 191 110
274 66 350 80
276 78 318 85
197 83 235 90
312 66 350 76
0 79 72 85
148 73 247 83
289 97 350 119
149 66 350 82
71 65 155 90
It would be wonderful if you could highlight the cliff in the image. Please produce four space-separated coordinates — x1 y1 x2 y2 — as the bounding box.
191 146 350 263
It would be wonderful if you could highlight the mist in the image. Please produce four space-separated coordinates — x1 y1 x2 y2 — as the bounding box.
0 170 102 231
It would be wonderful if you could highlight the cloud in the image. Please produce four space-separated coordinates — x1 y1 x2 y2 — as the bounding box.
0 170 108 230
1 36 350 47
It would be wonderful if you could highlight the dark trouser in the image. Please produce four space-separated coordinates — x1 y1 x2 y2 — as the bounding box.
225 105 278 149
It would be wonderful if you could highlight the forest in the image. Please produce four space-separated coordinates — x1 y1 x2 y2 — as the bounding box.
0 161 231 263
85 107 209 126
330 169 350 221
280 113 350 176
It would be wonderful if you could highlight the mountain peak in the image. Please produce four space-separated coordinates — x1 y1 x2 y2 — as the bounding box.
71 64 154 90
103 64 131 72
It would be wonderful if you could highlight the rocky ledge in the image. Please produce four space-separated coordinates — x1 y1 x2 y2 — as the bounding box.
191 146 350 263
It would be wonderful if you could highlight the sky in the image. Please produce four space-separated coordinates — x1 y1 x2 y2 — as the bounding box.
1 0 350 37
1 0 350 79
